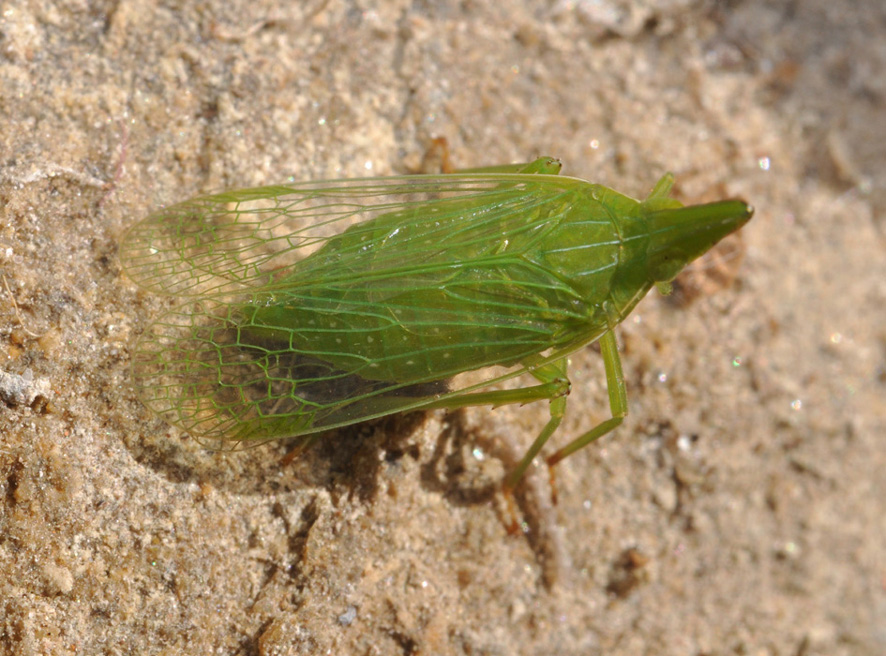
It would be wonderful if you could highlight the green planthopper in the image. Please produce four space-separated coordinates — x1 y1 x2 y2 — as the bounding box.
121 157 753 497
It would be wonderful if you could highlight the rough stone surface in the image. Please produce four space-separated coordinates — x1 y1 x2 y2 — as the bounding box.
1 1 883 654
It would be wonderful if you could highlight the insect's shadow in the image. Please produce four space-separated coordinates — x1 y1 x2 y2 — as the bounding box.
128 406 565 585
126 406 433 501
311 410 429 504
419 410 569 586
419 410 499 507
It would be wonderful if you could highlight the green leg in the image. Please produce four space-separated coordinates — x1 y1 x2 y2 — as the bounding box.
454 157 563 176
500 358 571 493
501 330 628 508
422 359 571 488
423 358 569 532
545 329 628 468
423 331 627 509
646 172 675 199
422 374 568 412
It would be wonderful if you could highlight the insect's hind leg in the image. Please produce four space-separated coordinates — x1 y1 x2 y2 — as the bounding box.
422 362 571 486
446 334 626 500
422 360 570 532
423 331 628 522
543 330 628 502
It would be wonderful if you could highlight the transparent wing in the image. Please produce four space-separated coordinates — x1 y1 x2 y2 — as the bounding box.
120 174 582 297
131 295 511 443
123 173 611 443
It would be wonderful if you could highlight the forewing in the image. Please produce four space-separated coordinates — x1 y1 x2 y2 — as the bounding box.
125 173 590 443
120 175 577 297
130 296 407 442
131 289 561 444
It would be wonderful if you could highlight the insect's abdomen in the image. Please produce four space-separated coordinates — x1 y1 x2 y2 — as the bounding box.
242 186 624 384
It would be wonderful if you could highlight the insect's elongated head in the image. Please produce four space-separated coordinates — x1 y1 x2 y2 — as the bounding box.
644 200 754 283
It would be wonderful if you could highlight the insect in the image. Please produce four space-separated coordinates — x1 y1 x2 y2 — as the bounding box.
121 157 753 498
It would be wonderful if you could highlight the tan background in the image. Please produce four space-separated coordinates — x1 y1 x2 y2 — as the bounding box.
1 0 884 654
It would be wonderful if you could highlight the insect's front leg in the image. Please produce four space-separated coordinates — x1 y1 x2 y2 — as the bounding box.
544 330 628 503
